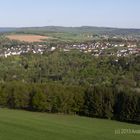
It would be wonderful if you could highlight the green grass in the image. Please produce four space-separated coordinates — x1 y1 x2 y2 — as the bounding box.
0 109 139 140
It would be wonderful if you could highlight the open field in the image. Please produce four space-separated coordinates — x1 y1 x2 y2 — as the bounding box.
6 34 48 42
0 109 139 140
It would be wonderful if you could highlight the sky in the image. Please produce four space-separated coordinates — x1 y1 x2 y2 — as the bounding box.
0 0 140 28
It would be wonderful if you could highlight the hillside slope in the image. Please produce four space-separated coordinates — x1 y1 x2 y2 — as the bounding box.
0 109 139 140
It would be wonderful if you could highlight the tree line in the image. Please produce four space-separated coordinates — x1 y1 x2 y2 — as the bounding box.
0 82 139 123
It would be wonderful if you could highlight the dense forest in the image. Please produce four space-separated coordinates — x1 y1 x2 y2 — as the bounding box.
0 51 140 123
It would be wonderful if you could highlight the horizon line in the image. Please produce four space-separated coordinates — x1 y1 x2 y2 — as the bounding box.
0 25 140 30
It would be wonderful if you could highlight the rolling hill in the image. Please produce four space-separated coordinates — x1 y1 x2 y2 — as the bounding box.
0 26 140 35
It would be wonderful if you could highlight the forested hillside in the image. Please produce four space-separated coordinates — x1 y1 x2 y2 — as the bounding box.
0 51 139 123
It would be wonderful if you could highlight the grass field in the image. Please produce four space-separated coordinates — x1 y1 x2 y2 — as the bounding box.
0 109 139 140
6 34 48 42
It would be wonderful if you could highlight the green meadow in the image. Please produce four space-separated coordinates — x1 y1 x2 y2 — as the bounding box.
0 109 139 140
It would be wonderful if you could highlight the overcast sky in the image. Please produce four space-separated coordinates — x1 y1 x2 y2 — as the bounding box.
0 0 140 28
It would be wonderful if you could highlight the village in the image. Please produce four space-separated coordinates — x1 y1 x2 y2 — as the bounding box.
0 39 140 58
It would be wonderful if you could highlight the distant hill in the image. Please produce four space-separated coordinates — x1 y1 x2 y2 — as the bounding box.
0 28 18 33
1 26 140 35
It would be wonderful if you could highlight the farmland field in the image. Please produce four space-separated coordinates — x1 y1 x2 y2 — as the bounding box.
0 109 139 140
6 34 48 42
